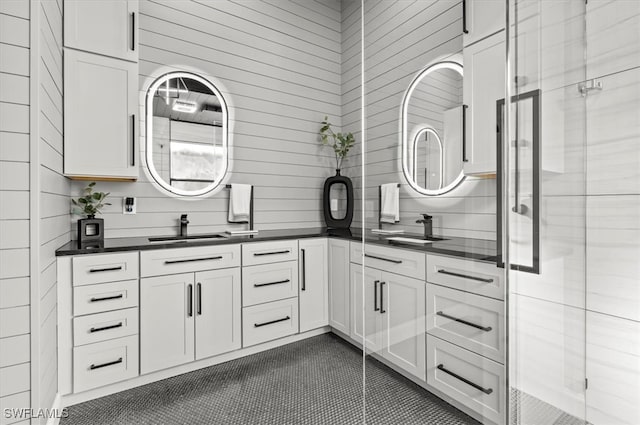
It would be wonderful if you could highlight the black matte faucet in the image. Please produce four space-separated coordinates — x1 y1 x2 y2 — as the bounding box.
180 214 189 237
416 214 433 239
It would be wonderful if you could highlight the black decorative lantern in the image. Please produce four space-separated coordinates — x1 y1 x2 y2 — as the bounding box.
322 169 354 229
77 215 104 243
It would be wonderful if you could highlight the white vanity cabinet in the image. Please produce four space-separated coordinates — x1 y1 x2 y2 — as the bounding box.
64 0 138 62
425 254 506 424
463 0 505 47
241 240 300 347
328 239 350 335
58 251 140 395
299 238 329 333
139 246 241 374
463 31 505 176
63 49 138 180
350 243 427 381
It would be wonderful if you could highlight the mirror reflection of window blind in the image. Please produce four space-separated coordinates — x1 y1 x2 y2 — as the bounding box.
169 120 223 191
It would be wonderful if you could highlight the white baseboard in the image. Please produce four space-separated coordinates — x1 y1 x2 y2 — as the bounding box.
45 393 62 425
61 327 330 407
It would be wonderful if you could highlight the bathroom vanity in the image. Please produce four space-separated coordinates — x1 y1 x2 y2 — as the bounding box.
56 228 503 424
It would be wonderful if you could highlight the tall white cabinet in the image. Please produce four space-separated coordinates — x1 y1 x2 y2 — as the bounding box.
298 238 329 333
328 239 350 335
64 49 138 179
463 31 505 176
63 0 139 180
64 0 138 62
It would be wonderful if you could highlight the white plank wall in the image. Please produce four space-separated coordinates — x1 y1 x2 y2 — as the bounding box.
358 0 496 240
0 1 32 422
339 0 362 226
38 0 68 421
70 0 343 238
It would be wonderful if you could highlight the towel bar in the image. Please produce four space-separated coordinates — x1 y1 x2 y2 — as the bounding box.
225 184 254 231
378 184 401 228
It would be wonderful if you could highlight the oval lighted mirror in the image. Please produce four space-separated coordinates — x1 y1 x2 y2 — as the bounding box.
145 72 228 196
401 58 465 196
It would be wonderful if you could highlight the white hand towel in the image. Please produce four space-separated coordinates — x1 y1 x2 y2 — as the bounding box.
228 184 252 223
380 183 399 224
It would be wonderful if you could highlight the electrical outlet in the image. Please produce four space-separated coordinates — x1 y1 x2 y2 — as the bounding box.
123 197 136 214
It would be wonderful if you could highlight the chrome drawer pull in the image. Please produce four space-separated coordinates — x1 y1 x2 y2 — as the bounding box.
437 269 494 283
437 364 493 395
164 256 222 264
89 266 123 273
254 279 290 288
89 322 123 333
364 253 402 264
254 316 290 328
90 294 123 302
253 250 290 256
90 357 123 370
436 311 492 332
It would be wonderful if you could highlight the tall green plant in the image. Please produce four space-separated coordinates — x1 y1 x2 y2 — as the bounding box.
319 116 355 170
71 182 111 217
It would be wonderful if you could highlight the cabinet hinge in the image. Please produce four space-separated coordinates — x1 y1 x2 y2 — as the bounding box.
578 79 603 96
585 378 589 390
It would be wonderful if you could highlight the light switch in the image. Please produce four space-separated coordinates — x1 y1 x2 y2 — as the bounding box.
330 199 338 211
123 197 136 214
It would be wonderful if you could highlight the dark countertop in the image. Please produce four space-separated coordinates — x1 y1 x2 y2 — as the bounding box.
55 227 498 264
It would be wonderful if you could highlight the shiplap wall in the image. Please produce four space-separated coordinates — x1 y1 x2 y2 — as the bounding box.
360 0 496 240
70 0 343 238
38 0 68 420
340 0 362 220
0 1 32 423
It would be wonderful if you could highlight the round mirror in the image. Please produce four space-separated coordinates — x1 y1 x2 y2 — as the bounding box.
401 58 465 196
145 72 228 196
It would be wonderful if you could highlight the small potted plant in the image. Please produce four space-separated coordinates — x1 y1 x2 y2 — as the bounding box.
319 116 356 229
319 115 355 174
72 182 111 243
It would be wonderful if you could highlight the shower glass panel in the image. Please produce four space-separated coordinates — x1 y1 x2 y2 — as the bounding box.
361 1 504 423
508 1 640 424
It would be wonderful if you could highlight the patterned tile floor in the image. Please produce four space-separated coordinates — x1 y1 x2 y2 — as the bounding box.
61 333 479 425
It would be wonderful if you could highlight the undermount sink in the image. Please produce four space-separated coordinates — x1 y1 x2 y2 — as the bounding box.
148 233 227 242
386 236 448 244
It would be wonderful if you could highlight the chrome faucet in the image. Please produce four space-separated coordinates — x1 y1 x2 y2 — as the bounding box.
416 214 433 239
180 214 189 237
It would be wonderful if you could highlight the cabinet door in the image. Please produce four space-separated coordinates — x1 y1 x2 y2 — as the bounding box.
64 0 138 62
380 272 426 381
328 239 350 335
140 273 194 374
463 0 505 47
299 238 329 332
463 31 505 176
195 268 241 360
64 49 138 179
350 264 383 353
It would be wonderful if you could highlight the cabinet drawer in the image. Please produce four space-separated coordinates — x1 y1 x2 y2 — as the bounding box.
242 261 298 307
242 240 298 266
427 335 505 425
426 284 504 363
426 254 504 300
72 252 138 286
140 245 240 277
73 335 139 393
351 242 425 280
73 280 138 316
73 308 138 347
242 298 299 347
